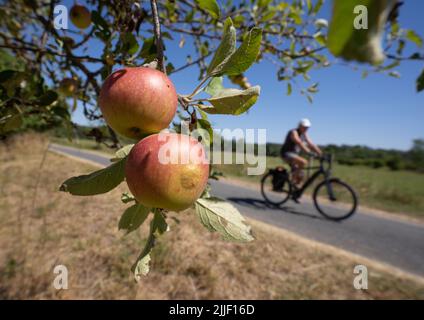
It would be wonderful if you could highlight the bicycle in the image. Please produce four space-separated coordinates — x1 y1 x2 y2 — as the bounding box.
261 154 358 221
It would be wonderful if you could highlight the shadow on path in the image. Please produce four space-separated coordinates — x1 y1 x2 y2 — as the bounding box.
227 197 325 220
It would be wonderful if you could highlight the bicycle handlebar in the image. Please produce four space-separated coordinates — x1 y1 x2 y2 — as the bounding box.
308 153 333 163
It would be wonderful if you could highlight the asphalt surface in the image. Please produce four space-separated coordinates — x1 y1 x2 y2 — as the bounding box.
50 143 424 277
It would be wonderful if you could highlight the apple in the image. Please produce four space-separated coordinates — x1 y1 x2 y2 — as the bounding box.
98 67 178 139
125 133 209 211
70 5 91 30
58 78 78 97
104 54 114 66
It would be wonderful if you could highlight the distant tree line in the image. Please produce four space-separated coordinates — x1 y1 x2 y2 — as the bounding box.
266 140 424 172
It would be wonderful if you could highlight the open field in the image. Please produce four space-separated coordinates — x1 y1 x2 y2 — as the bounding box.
0 133 423 299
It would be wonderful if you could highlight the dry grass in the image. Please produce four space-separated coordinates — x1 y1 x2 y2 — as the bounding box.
0 133 423 299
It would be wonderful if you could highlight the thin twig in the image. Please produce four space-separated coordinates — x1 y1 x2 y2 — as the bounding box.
170 51 215 74
150 0 165 73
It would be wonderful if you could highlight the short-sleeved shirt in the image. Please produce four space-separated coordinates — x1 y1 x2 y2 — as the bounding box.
280 128 306 156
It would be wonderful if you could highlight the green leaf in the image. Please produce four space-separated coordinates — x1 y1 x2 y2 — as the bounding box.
118 203 150 234
1 114 22 132
388 71 400 78
134 255 151 278
197 107 209 121
111 144 134 162
196 118 213 146
314 33 326 46
262 9 276 22
258 0 272 8
307 83 319 93
51 106 70 119
195 197 254 242
380 60 400 71
132 211 168 280
166 62 175 74
0 70 17 83
202 86 260 115
206 18 236 75
313 0 324 14
59 158 126 195
139 37 157 61
287 82 292 96
91 10 111 39
306 0 312 13
212 28 263 76
121 192 135 203
406 30 423 48
307 94 313 104
36 90 58 106
288 11 302 24
417 69 424 92
121 33 139 55
204 77 224 96
195 0 220 19
327 0 396 65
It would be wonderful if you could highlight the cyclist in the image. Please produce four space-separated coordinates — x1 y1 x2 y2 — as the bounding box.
280 118 322 187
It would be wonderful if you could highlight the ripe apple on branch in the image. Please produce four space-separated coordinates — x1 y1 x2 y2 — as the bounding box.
70 4 92 30
60 7 261 278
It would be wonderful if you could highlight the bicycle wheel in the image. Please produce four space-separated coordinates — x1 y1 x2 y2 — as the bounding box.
261 171 292 206
313 178 358 220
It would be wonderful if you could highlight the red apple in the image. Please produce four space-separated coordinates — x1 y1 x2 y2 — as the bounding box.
125 133 209 211
70 5 91 30
58 78 78 97
99 67 178 140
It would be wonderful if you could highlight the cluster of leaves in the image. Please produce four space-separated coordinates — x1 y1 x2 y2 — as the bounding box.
0 50 70 137
327 0 424 91
0 0 422 142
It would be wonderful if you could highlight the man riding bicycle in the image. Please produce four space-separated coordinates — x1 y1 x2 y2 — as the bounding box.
280 118 322 187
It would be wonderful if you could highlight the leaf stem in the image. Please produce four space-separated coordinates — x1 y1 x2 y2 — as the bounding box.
188 76 210 98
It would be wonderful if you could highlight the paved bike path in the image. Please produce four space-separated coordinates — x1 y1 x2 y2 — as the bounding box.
50 144 424 278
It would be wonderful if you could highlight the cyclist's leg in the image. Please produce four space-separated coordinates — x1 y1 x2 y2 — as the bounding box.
287 154 307 186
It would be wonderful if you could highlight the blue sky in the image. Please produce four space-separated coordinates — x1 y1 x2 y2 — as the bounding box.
68 0 424 150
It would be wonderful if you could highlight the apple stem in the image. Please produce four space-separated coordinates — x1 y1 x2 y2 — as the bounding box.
150 0 165 74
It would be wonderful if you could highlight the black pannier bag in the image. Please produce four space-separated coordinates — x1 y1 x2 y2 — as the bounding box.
271 167 287 191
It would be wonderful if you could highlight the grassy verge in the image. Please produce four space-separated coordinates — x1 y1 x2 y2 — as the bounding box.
50 136 114 154
214 153 424 220
0 133 423 299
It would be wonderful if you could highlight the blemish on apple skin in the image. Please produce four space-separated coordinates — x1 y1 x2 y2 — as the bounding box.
129 127 141 136
180 171 199 189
